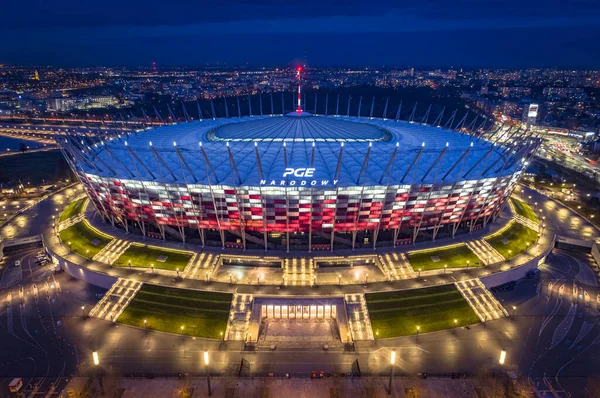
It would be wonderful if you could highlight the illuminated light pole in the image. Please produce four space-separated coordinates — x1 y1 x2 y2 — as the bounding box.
453 319 458 334
176 268 180 277
512 305 517 317
128 260 131 270
151 264 155 274
204 351 212 397
418 268 422 278
180 325 185 334
466 260 470 270
93 351 104 394
388 349 396 396
444 264 447 274
364 273 368 286
144 319 147 330
81 306 85 317
499 349 506 365
416 325 420 341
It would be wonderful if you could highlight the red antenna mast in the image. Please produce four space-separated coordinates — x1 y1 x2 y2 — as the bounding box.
296 67 302 113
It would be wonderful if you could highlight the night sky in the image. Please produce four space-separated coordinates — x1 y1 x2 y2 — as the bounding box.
4 0 600 67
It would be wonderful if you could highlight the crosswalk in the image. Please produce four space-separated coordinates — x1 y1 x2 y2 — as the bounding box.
225 293 253 341
181 252 219 280
93 239 130 264
89 278 142 322
284 258 315 286
345 293 374 341
466 240 505 265
455 279 508 322
378 253 416 280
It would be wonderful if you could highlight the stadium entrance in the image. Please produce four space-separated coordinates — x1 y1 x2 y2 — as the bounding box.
247 297 350 348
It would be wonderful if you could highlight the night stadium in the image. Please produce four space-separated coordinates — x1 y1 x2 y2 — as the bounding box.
58 76 538 253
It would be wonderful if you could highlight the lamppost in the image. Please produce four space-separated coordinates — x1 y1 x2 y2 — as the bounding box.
92 351 104 394
151 264 155 274
512 306 517 317
499 349 506 365
180 325 185 335
444 264 447 274
466 260 470 270
144 319 147 330
418 268 422 278
364 273 368 286
203 351 212 396
81 306 85 317
453 319 458 333
416 325 420 341
388 349 396 396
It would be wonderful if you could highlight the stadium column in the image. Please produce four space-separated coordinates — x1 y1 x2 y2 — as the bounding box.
283 142 290 253
352 143 372 251
431 144 473 241
126 145 162 240
330 143 344 252
412 144 448 244
452 146 495 238
372 142 399 250
393 143 424 246
199 142 226 249
226 142 246 251
255 142 269 252
175 144 205 246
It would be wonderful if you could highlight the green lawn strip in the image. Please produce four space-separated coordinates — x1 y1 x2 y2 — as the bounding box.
407 244 481 271
485 222 538 260
114 244 192 271
118 285 231 338
511 198 538 223
59 221 112 259
366 285 479 338
59 197 86 222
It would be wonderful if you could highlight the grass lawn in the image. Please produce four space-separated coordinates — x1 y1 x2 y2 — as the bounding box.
366 284 479 338
511 198 538 223
114 244 192 271
485 221 538 260
118 284 232 338
59 220 112 259
407 244 481 271
59 197 87 222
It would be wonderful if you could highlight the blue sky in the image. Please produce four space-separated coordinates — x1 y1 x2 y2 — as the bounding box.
3 0 600 67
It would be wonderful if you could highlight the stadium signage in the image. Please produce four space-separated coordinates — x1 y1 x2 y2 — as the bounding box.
259 167 338 186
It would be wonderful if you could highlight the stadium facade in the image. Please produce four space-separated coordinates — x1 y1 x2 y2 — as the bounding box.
58 95 539 253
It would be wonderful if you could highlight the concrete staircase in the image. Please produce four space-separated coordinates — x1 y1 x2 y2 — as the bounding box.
93 239 131 264
466 240 504 265
514 215 539 231
182 252 219 280
344 293 374 341
89 278 142 322
225 293 254 341
284 258 315 286
378 253 416 280
455 279 508 322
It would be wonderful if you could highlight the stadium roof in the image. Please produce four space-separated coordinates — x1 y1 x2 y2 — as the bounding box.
80 115 525 186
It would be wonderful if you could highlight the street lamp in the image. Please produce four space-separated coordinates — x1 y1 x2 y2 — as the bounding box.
388 349 396 396
144 319 147 330
204 351 212 396
93 350 104 394
512 306 517 316
466 260 470 269
180 325 185 334
81 306 85 317
416 325 420 341
93 351 99 366
151 264 155 273
499 349 506 365
444 264 447 274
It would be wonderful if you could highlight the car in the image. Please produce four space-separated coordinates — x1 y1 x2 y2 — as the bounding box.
14 260 20 267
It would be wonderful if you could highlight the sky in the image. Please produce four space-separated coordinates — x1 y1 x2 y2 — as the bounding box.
3 0 600 68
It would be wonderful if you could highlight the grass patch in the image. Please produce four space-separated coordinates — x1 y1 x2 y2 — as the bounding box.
118 284 231 338
366 284 479 338
114 244 192 271
485 221 538 260
408 244 481 271
59 220 112 258
59 197 86 222
511 198 538 223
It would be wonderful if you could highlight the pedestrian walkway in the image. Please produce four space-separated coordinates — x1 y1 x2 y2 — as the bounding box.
92 239 130 265
455 279 508 322
466 240 504 265
88 278 142 322
182 252 218 280
344 293 374 341
57 213 84 232
225 293 253 341
378 253 416 280
515 214 539 231
283 258 314 286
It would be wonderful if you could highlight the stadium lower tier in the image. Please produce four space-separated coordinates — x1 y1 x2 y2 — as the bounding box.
79 170 520 251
